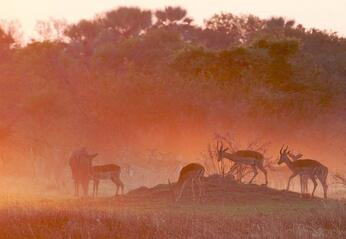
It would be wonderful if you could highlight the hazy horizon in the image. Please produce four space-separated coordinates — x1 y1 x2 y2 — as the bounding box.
2 0 346 40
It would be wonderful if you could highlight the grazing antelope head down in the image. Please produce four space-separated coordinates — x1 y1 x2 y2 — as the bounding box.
216 141 229 162
169 163 205 202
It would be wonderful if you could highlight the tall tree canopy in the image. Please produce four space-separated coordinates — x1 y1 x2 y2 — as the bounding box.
0 6 345 174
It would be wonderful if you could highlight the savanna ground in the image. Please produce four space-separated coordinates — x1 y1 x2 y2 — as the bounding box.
1 176 346 239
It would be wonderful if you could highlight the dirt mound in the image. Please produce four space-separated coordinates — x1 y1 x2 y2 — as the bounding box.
126 174 306 203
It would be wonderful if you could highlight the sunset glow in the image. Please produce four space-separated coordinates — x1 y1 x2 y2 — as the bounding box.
0 1 345 238
2 0 346 39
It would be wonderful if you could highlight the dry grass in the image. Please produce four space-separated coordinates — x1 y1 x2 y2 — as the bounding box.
0 199 345 239
0 176 346 239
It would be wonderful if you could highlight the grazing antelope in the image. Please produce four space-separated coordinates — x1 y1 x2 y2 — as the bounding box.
169 163 205 202
278 145 328 199
217 141 268 185
92 164 124 197
288 152 309 195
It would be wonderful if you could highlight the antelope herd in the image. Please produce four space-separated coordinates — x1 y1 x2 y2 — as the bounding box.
69 143 329 201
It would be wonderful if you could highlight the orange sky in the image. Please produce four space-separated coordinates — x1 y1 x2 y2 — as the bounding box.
1 0 346 39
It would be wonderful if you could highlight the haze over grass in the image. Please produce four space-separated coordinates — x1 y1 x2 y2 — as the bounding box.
0 6 345 186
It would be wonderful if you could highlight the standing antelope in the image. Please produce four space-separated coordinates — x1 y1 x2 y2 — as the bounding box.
92 164 124 197
288 152 309 195
217 142 268 185
169 163 205 202
278 146 328 199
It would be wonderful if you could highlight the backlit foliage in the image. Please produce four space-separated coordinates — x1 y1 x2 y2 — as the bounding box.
0 6 345 177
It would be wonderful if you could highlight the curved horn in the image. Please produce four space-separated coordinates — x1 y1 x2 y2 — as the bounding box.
280 145 284 154
284 145 289 153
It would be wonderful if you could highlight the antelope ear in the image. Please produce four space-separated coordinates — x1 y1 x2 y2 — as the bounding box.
223 147 229 152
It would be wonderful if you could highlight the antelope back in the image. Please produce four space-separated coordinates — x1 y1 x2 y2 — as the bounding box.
92 164 121 179
291 159 323 173
178 163 204 183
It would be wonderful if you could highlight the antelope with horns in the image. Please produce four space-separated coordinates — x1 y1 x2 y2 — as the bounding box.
217 141 268 185
278 145 328 199
169 163 205 202
92 164 124 197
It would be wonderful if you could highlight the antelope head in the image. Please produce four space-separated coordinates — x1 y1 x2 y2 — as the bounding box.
216 141 229 162
278 145 290 165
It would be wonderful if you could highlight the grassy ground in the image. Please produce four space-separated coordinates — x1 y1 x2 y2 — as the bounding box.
0 177 345 239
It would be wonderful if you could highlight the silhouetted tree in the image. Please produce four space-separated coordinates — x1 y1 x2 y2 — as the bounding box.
103 7 152 37
155 6 187 25
0 6 345 178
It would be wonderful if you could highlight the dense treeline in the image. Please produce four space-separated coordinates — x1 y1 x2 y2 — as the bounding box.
0 6 345 177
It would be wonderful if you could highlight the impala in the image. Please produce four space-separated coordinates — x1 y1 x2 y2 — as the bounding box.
169 163 205 202
217 141 268 185
288 152 309 195
278 145 328 199
92 164 124 197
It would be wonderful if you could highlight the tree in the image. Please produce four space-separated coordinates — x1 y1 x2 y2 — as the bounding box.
0 24 15 59
35 18 68 42
204 13 264 48
64 19 100 42
155 6 188 25
255 39 299 89
103 7 152 37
